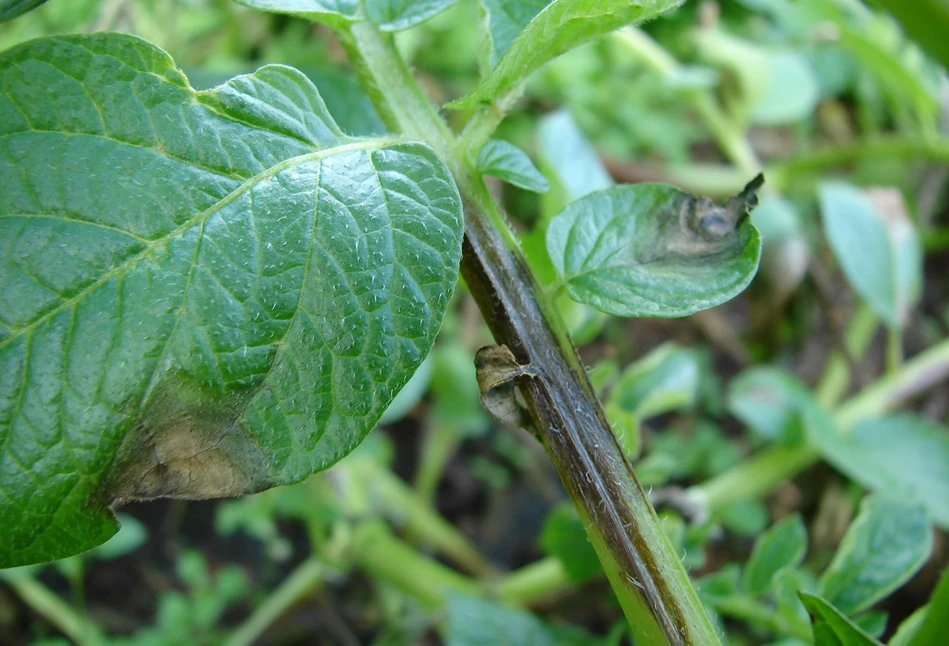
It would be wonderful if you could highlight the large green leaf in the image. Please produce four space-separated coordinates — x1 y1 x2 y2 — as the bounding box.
806 414 949 530
546 178 762 318
452 0 683 108
235 0 461 31
819 495 932 615
0 33 463 567
0 0 48 22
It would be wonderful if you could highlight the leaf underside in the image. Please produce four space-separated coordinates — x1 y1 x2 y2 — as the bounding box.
0 33 463 566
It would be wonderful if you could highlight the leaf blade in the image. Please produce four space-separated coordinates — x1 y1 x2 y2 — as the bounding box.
0 33 464 567
546 181 761 318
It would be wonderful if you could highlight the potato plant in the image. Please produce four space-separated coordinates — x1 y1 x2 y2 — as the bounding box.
1 1 948 645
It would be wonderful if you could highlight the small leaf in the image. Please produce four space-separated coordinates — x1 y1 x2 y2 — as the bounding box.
743 514 807 596
818 495 932 615
538 110 613 205
546 177 762 318
539 503 602 583
0 0 48 22
820 183 922 330
476 139 550 193
726 367 810 444
451 0 684 108
751 52 820 125
0 33 463 567
444 593 602 646
799 593 884 646
806 414 949 530
608 343 701 420
236 0 460 31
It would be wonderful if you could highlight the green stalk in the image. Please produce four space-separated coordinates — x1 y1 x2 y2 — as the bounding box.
908 561 949 646
1 571 104 646
815 304 879 407
339 21 721 646
224 559 325 646
613 27 761 176
692 336 949 510
496 557 572 606
352 521 481 607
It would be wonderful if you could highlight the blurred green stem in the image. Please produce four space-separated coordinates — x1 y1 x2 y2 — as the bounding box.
352 521 481 607
224 559 325 646
496 557 572 606
815 304 879 407
413 421 461 504
613 27 762 176
692 336 949 510
1 571 103 646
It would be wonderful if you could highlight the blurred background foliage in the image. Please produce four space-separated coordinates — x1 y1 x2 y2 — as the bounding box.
1 0 948 644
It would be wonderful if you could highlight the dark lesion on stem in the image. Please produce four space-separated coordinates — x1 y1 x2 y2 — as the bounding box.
460 199 691 645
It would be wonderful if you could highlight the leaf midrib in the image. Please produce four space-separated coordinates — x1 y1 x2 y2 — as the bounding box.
0 136 399 350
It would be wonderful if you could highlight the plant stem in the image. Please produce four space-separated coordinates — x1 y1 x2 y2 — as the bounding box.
352 521 481 607
815 304 878 407
769 137 949 187
613 27 761 176
691 336 949 510
1 571 104 646
496 557 572 606
340 20 721 646
366 464 495 576
224 559 325 646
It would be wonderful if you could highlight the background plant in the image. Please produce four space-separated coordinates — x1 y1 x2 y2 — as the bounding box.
1 0 949 645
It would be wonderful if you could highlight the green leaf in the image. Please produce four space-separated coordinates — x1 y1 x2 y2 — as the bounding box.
750 52 820 125
476 139 550 193
378 353 434 424
0 33 463 567
799 593 884 646
820 182 921 330
806 414 949 530
0 0 48 22
539 503 601 583
608 343 701 419
537 110 613 206
872 0 949 70
818 495 932 615
889 606 927 646
451 0 684 108
906 560 949 646
444 593 603 646
235 0 359 27
743 514 807 596
236 0 461 31
726 367 810 444
546 177 762 318
479 0 550 69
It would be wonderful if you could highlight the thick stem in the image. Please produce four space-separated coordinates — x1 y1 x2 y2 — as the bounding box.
340 21 720 646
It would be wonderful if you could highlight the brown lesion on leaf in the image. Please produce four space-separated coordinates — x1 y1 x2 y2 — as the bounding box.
670 173 764 256
108 376 270 504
